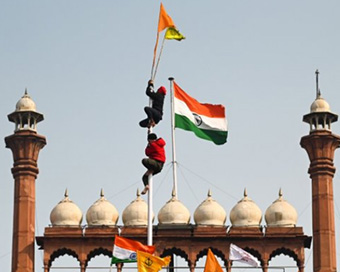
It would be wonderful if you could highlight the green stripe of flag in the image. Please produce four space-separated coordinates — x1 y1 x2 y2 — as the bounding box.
111 256 137 265
175 114 228 145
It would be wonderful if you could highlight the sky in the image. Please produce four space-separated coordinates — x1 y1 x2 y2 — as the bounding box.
1 0 340 271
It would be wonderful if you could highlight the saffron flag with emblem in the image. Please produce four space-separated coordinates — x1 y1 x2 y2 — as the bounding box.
174 81 228 145
111 236 155 264
137 250 171 272
204 249 224 272
165 27 185 41
229 243 260 267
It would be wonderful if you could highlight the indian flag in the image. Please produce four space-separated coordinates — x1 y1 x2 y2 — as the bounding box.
174 82 228 145
111 236 155 264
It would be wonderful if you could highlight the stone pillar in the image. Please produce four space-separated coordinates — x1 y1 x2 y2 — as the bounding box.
298 265 305 272
301 130 340 272
189 262 195 272
226 260 232 272
5 130 46 272
80 261 86 272
116 263 123 272
43 263 49 272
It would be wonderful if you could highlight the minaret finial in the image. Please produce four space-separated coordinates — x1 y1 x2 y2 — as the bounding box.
172 187 177 199
315 69 321 98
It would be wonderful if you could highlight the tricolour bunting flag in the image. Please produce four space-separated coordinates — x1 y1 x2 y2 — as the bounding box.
111 236 155 264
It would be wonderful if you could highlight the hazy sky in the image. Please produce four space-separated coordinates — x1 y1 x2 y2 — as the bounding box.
1 1 340 271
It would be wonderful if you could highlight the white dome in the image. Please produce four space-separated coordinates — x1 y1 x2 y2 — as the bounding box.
86 189 119 226
158 191 191 225
50 189 83 227
122 189 154 226
265 189 298 227
229 189 262 227
194 189 226 226
15 90 37 112
310 96 331 113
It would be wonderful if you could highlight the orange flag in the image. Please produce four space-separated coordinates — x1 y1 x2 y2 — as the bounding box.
152 3 176 78
204 249 224 272
157 3 175 32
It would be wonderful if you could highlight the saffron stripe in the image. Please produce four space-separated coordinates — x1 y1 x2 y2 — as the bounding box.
174 82 226 118
175 97 227 131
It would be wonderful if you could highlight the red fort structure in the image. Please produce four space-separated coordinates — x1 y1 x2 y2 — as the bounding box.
5 72 338 272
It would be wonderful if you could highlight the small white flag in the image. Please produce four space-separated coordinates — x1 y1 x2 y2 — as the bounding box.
229 243 260 267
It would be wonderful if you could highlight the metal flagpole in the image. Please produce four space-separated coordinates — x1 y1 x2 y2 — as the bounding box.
147 86 154 246
168 77 178 197
147 174 153 245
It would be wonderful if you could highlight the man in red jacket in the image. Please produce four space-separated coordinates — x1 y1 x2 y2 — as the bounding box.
141 133 166 195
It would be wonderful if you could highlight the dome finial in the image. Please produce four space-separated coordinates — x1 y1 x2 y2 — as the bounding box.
64 188 68 198
137 188 141 197
316 69 321 98
24 88 28 95
279 188 283 198
244 188 247 197
172 187 177 199
100 188 104 197
208 189 212 197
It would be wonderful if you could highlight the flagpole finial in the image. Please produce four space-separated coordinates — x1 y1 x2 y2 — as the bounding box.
168 77 174 81
315 69 321 98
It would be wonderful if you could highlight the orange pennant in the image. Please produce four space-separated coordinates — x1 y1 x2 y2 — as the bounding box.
157 3 175 33
204 249 224 272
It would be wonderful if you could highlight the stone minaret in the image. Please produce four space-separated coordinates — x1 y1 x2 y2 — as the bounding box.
5 90 46 272
300 71 339 272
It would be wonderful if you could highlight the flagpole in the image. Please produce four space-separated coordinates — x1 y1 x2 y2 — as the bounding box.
153 35 166 80
147 174 153 245
147 91 153 245
168 77 178 197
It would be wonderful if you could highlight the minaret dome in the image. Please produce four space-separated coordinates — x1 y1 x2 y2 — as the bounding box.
303 70 338 132
7 89 44 132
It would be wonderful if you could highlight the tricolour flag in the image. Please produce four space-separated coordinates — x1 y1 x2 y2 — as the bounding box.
229 243 260 267
204 248 224 272
174 81 228 145
111 236 155 264
137 250 171 272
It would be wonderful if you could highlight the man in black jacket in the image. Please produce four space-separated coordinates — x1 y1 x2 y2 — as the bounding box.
139 80 166 129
